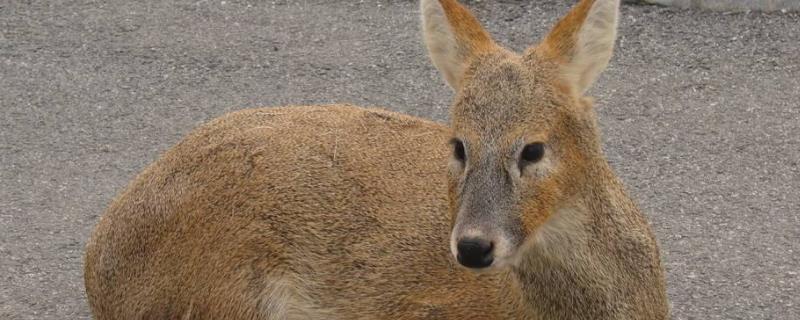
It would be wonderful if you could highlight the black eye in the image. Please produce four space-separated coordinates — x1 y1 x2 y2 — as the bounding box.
520 143 545 163
452 139 466 162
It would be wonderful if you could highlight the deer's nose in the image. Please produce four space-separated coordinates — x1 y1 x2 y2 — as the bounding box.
456 238 494 269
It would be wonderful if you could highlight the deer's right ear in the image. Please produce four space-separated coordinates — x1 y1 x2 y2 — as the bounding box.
420 0 496 90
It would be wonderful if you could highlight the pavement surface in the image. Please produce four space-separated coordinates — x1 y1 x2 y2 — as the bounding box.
642 0 800 12
1 0 798 319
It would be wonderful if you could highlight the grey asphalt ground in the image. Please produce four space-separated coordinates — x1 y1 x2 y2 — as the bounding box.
1 0 798 319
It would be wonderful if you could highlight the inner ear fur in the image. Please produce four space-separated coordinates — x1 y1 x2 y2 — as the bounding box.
535 0 620 95
420 0 498 90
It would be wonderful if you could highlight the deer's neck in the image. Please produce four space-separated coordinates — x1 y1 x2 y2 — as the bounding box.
511 164 630 319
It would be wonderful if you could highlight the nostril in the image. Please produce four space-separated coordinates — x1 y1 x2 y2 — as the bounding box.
456 238 494 269
457 239 493 255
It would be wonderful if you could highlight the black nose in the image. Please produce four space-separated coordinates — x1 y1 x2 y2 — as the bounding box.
456 238 494 269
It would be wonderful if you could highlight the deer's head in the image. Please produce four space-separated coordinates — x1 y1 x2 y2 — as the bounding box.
421 0 619 270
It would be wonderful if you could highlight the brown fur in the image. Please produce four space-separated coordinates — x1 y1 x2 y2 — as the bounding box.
438 0 495 54
541 0 596 62
84 0 668 319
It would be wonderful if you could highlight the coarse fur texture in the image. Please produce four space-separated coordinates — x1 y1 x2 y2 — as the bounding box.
84 0 669 319
85 106 516 319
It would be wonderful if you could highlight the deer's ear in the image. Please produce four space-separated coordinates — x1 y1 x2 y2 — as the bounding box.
420 0 496 90
537 0 620 95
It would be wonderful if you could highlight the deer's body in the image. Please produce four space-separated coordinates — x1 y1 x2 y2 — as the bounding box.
85 0 669 319
85 106 516 319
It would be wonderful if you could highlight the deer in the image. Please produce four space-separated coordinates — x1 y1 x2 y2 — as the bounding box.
84 0 669 318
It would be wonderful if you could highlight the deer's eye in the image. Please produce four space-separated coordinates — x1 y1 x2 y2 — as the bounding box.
452 139 466 162
520 143 545 164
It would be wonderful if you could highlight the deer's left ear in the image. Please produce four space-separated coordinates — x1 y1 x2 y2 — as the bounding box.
535 0 620 95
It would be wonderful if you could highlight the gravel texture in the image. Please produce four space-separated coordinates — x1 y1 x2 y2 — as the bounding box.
642 0 800 12
1 0 798 319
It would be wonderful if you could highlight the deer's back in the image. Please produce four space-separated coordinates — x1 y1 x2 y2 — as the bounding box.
84 105 511 319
